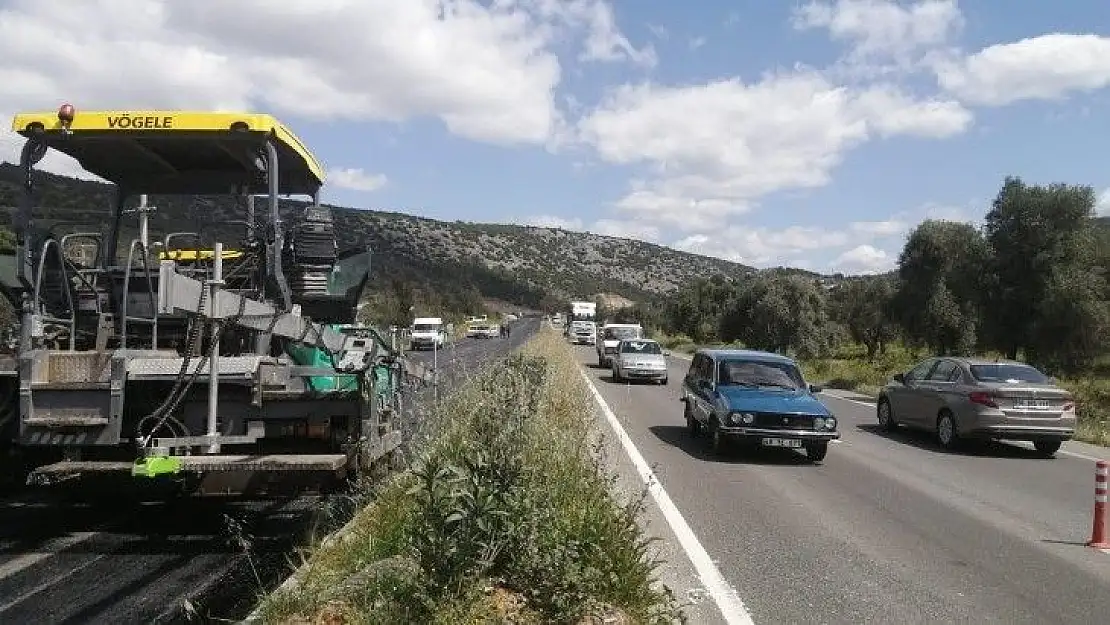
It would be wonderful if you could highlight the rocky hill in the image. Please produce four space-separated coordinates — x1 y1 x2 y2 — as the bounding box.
0 163 771 307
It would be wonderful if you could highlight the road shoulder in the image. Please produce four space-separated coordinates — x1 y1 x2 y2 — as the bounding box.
579 365 740 625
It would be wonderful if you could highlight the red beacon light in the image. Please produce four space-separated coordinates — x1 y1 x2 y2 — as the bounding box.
58 103 75 134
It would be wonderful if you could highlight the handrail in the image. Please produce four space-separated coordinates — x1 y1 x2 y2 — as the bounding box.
121 238 159 349
31 238 77 350
59 232 107 316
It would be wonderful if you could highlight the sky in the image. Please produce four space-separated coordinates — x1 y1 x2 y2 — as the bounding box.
2 0 1110 275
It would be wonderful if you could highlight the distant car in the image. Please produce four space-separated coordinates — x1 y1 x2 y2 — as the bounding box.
876 357 1076 456
597 323 643 367
467 323 496 338
680 348 837 462
612 338 668 384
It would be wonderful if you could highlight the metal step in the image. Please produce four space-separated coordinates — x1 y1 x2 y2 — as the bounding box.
177 454 348 472
24 416 110 427
29 454 350 478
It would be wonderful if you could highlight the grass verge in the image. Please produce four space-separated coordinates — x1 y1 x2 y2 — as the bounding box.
252 327 681 624
651 332 1110 447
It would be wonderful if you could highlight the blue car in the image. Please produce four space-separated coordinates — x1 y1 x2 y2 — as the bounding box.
680 348 839 462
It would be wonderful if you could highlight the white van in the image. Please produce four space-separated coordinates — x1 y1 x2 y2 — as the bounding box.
410 317 446 350
597 323 643 367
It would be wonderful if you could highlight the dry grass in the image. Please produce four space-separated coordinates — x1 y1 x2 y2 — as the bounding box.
252 328 681 624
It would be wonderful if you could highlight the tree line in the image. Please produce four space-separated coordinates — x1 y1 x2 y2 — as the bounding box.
631 177 1110 375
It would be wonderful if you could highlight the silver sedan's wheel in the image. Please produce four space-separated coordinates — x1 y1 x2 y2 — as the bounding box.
936 412 958 449
877 398 896 431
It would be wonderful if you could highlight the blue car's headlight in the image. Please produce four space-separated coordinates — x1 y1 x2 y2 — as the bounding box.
727 412 754 425
814 416 836 430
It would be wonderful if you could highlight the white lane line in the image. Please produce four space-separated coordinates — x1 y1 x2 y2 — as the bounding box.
0 552 109 613
819 390 1109 463
0 531 101 581
578 366 756 625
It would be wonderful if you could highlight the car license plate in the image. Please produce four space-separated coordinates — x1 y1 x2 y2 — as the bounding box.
1015 399 1051 410
761 438 802 448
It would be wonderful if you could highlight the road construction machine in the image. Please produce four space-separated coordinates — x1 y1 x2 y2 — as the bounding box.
0 106 428 493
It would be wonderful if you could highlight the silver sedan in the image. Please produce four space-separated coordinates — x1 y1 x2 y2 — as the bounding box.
876 357 1075 456
611 338 669 385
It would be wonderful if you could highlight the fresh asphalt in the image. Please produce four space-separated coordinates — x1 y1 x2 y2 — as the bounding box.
576 345 1110 625
0 318 539 624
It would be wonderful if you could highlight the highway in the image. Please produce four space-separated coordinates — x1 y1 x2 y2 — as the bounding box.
575 345 1110 625
0 318 538 625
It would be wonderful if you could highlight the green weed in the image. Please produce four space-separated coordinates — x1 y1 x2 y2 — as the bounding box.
253 329 680 624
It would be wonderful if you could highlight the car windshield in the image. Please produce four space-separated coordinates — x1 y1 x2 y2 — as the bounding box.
620 340 661 354
413 324 439 331
970 363 1049 384
718 359 804 390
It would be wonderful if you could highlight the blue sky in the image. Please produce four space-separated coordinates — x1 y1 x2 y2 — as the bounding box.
3 0 1110 274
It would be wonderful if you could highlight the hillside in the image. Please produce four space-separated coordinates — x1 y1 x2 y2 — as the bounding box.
0 162 767 306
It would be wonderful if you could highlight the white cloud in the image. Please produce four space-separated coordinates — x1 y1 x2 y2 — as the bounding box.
328 167 388 192
689 37 707 51
850 219 907 237
934 33 1110 106
832 244 893 274
850 85 971 137
532 0 656 68
577 71 971 231
590 219 660 241
0 0 653 176
793 0 963 62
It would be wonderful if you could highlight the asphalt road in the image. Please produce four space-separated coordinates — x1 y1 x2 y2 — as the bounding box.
0 318 538 625
576 345 1110 625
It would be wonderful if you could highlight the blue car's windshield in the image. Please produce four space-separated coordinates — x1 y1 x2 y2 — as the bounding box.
718 359 804 390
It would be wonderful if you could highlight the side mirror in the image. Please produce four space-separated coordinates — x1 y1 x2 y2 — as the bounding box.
808 384 823 394
893 373 905 384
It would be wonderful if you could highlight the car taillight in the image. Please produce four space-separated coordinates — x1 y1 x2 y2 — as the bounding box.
968 391 998 408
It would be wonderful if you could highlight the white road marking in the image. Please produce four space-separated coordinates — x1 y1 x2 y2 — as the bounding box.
578 366 756 625
0 552 109 613
819 389 1110 463
0 531 101 581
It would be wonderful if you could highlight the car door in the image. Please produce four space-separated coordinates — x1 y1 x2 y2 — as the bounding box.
682 354 701 409
887 358 939 428
917 359 959 423
686 354 712 424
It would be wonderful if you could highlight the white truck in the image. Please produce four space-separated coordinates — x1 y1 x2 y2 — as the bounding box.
410 316 447 350
597 323 644 367
566 301 597 344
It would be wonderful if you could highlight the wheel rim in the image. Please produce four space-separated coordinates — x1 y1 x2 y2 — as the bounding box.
878 402 890 425
938 416 954 444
